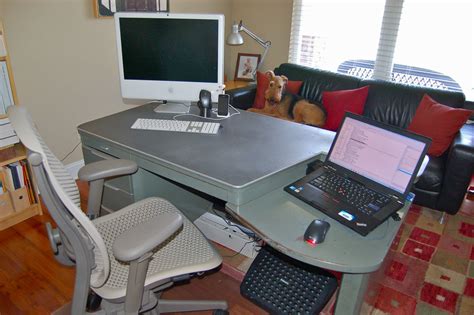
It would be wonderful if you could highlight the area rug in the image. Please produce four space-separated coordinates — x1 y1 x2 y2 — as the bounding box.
218 199 474 314
362 201 474 314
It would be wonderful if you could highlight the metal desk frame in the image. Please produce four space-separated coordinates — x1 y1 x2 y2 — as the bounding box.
78 104 408 315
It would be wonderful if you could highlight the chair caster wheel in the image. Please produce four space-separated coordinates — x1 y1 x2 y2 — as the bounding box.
213 310 229 315
86 290 102 312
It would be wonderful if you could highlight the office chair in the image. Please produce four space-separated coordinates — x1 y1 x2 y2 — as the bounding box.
8 106 228 315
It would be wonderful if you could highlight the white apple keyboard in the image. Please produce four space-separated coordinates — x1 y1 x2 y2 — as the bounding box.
131 118 220 134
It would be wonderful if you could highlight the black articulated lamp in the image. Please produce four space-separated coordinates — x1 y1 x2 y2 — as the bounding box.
226 20 272 78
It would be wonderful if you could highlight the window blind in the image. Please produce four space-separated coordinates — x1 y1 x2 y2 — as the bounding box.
288 0 473 93
288 0 384 71
373 0 405 80
288 0 317 67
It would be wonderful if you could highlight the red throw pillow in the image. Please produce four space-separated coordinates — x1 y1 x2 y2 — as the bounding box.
408 94 472 157
321 86 370 131
253 71 303 109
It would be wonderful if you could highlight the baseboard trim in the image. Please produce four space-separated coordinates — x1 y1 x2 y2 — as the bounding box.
65 159 84 179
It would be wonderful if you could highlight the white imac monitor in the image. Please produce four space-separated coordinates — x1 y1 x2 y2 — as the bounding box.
114 12 225 112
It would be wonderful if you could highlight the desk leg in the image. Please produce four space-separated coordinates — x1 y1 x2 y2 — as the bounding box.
334 273 369 315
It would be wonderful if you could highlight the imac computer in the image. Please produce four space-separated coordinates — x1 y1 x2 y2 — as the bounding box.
114 13 225 113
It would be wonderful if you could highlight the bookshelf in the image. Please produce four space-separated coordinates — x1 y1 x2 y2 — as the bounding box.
0 20 42 230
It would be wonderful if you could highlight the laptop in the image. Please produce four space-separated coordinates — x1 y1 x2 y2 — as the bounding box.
285 113 431 236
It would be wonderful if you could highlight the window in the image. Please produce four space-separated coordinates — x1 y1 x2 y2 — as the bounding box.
393 0 473 93
289 0 474 95
289 0 384 71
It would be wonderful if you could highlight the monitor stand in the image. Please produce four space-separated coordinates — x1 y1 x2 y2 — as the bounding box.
153 101 191 114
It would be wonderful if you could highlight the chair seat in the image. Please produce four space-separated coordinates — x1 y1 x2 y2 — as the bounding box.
91 197 222 300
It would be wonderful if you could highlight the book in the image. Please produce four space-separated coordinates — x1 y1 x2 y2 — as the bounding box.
0 61 13 114
0 168 5 194
0 33 6 57
16 163 24 187
0 122 15 138
0 166 14 191
0 117 18 147
7 163 20 189
0 134 19 148
20 160 35 204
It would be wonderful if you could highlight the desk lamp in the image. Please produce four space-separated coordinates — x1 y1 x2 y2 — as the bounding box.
226 20 272 78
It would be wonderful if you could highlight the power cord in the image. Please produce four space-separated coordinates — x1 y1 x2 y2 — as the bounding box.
60 141 81 162
172 103 241 121
211 208 260 241
143 100 191 109
222 240 263 258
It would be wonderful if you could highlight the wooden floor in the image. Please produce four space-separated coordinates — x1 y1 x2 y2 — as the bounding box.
0 181 264 314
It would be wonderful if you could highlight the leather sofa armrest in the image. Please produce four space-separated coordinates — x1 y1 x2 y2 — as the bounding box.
227 85 257 110
437 123 474 214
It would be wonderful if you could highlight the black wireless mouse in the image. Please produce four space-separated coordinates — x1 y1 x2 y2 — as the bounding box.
198 89 212 117
304 219 330 245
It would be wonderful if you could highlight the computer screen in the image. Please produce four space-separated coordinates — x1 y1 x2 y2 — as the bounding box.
328 116 428 194
114 13 224 103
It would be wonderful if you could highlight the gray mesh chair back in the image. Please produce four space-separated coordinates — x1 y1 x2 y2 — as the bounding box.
8 106 227 315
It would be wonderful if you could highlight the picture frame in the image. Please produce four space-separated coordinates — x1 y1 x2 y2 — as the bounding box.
234 53 261 81
93 0 169 18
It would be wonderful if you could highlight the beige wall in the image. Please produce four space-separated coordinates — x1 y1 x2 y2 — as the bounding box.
0 0 292 164
229 0 292 77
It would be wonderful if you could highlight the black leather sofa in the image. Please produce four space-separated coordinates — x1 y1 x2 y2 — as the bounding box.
228 63 474 215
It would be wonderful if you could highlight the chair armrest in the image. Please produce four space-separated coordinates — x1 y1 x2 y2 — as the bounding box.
227 85 257 110
437 123 474 214
78 159 138 182
112 212 183 262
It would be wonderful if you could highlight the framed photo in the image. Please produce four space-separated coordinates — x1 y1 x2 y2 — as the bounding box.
234 53 261 81
93 0 169 18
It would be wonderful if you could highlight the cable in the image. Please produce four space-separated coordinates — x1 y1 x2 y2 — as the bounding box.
172 103 241 122
211 208 261 242
143 100 191 109
60 141 81 162
228 103 241 115
211 207 263 258
221 240 262 258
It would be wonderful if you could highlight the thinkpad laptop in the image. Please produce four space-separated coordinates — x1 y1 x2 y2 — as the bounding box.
285 113 431 236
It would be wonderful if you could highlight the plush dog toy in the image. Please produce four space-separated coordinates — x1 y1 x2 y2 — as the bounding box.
248 71 326 127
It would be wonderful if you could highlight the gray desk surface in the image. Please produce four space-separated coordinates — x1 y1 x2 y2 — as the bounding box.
78 104 426 274
227 189 408 274
78 104 335 205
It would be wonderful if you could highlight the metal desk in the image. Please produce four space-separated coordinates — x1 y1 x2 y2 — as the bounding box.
77 103 407 315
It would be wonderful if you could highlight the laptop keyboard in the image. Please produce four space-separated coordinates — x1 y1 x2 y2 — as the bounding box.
310 172 391 216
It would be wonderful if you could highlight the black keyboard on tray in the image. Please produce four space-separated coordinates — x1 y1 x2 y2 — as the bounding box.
309 171 390 216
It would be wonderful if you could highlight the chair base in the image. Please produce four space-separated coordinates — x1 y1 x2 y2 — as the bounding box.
53 297 228 314
51 302 72 315
157 299 228 313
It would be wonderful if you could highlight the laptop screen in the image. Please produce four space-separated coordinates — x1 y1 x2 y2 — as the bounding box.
328 116 427 194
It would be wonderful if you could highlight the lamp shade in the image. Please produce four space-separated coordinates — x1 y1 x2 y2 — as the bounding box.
226 23 244 45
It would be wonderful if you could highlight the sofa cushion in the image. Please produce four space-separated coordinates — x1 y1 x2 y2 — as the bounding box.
414 155 445 192
321 86 369 131
274 63 361 104
408 94 472 157
253 71 303 109
362 79 466 129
